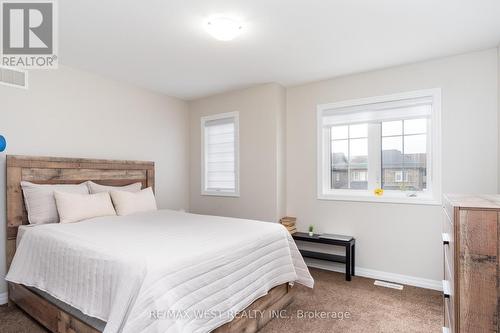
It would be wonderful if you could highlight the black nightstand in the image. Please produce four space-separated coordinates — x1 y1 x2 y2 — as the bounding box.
292 232 355 281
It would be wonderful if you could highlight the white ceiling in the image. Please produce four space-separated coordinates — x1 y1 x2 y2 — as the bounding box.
59 0 500 100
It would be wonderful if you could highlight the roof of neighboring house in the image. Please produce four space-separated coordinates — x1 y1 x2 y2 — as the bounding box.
332 150 426 170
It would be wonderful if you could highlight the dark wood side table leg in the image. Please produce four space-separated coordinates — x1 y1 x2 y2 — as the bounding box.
351 243 355 276
345 244 351 281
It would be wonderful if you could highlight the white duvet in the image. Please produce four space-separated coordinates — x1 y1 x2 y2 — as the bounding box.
6 210 314 333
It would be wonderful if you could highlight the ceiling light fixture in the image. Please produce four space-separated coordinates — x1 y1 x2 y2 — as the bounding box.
205 16 243 41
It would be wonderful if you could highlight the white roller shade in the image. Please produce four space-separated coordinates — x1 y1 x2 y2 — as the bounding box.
204 116 236 192
322 97 433 126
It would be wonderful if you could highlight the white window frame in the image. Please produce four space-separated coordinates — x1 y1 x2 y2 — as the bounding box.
201 111 240 197
317 89 442 205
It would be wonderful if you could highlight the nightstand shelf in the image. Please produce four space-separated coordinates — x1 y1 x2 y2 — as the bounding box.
292 232 355 281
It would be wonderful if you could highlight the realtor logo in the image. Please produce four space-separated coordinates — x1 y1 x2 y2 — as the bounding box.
1 0 57 68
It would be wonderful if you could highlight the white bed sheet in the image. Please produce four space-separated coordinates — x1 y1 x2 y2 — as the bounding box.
17 224 44 247
6 209 313 333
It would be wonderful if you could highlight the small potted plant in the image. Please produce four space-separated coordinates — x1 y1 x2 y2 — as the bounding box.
308 225 314 237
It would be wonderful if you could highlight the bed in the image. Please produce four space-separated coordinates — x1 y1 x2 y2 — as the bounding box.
5 155 313 333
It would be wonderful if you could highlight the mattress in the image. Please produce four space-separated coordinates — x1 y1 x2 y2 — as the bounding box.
6 209 313 333
28 286 106 331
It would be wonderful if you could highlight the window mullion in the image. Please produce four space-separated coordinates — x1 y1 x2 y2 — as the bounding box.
426 118 432 190
347 126 351 189
367 123 381 190
324 127 332 192
402 121 406 188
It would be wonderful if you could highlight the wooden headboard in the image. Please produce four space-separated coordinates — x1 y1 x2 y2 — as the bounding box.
6 155 155 268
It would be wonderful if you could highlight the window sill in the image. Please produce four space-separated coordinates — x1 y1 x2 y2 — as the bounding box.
318 192 441 206
201 191 240 198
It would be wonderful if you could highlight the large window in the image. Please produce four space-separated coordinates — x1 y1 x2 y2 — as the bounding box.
201 112 239 196
317 90 441 204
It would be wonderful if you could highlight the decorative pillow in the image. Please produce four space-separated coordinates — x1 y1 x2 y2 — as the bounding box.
21 181 90 224
110 187 157 216
87 181 142 194
54 191 116 223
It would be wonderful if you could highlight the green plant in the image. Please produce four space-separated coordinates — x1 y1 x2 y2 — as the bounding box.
308 225 314 233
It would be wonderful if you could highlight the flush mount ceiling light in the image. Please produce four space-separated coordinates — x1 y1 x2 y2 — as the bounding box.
205 16 243 41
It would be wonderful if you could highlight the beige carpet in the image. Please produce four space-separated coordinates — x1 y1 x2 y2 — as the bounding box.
0 268 442 333
261 268 442 333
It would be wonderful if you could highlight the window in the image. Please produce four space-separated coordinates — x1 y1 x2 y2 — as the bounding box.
382 119 427 191
317 89 441 204
394 171 409 183
201 112 239 196
331 124 368 190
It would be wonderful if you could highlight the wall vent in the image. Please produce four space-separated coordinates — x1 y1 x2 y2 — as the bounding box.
0 67 27 89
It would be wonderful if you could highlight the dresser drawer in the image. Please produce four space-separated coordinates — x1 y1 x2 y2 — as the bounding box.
444 295 454 333
443 232 454 282
442 197 455 226
442 211 454 278
442 207 454 237
443 236 455 333
444 244 454 292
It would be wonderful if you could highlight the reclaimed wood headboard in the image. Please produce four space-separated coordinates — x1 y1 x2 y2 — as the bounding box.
6 155 155 268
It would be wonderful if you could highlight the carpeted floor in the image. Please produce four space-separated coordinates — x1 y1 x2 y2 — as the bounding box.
260 268 442 333
0 268 442 333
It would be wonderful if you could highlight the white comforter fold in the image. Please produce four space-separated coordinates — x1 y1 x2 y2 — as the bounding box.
6 210 313 333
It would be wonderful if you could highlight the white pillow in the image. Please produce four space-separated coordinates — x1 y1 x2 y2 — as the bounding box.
21 181 90 224
54 191 116 223
110 187 157 216
87 181 142 194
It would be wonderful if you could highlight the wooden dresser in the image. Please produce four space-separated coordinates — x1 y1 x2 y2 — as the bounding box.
442 194 500 333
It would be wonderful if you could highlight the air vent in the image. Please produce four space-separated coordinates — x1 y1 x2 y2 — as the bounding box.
0 67 27 89
374 280 404 290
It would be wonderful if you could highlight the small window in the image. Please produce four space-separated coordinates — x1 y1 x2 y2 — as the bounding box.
201 112 239 196
317 89 441 204
393 170 410 183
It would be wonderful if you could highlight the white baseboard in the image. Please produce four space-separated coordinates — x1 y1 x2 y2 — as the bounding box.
304 258 442 291
0 292 7 305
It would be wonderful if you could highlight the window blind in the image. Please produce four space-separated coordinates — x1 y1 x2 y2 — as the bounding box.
204 117 236 192
322 97 433 126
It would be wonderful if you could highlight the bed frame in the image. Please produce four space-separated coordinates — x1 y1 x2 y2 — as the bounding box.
5 155 294 333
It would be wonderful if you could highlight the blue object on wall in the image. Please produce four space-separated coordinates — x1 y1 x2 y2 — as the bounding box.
0 135 6 152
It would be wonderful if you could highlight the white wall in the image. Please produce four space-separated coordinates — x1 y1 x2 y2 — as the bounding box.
286 49 499 282
189 83 286 222
1 49 497 295
0 65 190 294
